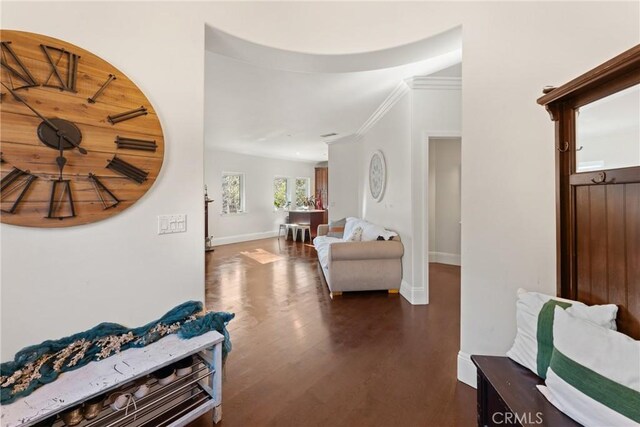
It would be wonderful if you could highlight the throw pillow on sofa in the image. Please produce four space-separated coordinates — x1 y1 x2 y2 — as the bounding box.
537 307 640 426
343 217 363 240
345 226 363 242
327 218 346 238
506 288 618 379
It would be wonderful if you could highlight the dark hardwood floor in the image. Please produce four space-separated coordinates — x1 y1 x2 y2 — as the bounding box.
205 238 475 426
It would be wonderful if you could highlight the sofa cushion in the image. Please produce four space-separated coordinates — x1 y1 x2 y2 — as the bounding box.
343 217 362 240
327 218 346 238
313 235 343 269
345 226 363 242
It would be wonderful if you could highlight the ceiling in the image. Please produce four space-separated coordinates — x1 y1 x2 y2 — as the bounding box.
204 26 462 162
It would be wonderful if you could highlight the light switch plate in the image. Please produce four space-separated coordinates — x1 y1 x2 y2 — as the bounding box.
158 214 187 235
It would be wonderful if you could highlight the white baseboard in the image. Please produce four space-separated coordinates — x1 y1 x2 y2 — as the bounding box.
429 251 461 266
400 280 428 305
457 350 477 388
211 231 278 246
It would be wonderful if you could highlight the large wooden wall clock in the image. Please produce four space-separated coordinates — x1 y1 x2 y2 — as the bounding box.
0 30 164 227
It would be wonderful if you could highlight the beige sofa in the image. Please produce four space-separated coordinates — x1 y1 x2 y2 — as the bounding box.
314 222 404 298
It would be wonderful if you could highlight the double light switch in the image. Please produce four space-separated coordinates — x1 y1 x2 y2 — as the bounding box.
158 214 187 235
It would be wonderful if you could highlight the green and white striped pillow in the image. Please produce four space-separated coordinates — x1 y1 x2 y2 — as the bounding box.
538 307 640 426
507 288 618 379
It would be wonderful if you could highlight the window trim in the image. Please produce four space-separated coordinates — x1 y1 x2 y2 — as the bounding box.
221 171 246 215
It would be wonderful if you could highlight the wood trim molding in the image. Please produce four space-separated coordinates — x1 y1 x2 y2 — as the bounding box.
405 76 461 90
537 44 640 106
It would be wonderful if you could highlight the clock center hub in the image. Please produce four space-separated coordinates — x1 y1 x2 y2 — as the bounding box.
37 118 83 150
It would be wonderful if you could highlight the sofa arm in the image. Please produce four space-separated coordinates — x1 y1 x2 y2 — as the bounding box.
317 224 329 237
329 240 404 261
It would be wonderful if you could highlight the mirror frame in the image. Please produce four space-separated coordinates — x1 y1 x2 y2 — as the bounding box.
538 44 640 299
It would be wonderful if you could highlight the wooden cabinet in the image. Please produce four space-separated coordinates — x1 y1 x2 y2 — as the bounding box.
315 167 328 210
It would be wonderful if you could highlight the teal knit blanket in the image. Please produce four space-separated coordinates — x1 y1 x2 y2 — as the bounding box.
0 301 234 404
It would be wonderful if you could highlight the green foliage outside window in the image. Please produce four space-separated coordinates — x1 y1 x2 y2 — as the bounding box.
295 178 310 207
273 177 288 209
222 174 242 213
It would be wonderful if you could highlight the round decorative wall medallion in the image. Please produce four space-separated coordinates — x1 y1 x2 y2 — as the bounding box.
0 30 164 227
368 150 386 202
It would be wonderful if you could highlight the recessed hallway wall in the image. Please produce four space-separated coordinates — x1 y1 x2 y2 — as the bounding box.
429 138 462 266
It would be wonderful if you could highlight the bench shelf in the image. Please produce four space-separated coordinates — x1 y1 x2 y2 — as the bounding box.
1 331 224 427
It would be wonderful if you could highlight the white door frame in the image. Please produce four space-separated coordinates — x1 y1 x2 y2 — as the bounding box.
406 130 461 305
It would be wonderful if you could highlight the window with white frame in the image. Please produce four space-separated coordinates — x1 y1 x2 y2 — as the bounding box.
273 177 289 210
221 173 244 214
295 177 311 207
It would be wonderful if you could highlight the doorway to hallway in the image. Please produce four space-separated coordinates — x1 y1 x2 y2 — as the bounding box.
428 137 461 267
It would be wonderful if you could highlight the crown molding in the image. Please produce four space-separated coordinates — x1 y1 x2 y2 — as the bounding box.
355 81 410 140
325 134 356 146
405 76 461 90
349 76 461 143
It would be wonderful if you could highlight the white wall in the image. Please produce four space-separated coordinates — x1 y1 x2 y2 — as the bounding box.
429 138 461 265
2 2 637 386
360 93 414 286
204 149 315 245
1 2 207 361
456 3 637 387
328 140 362 221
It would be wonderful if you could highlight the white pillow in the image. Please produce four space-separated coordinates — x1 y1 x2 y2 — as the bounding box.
506 288 618 379
343 217 363 241
345 226 363 242
537 307 640 426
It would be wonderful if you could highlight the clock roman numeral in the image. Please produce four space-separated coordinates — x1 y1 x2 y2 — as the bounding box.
107 106 148 124
47 179 75 219
1 167 38 214
88 74 116 103
115 136 157 152
0 41 38 89
40 45 80 92
106 156 148 183
89 173 120 209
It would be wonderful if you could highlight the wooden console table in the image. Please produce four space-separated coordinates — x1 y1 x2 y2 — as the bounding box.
2 331 225 427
